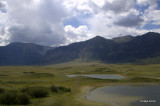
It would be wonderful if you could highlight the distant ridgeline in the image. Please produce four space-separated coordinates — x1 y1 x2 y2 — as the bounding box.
0 32 160 65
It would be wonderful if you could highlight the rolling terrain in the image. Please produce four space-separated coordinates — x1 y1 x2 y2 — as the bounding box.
0 62 160 105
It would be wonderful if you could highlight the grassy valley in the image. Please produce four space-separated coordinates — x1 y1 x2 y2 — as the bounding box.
0 62 160 105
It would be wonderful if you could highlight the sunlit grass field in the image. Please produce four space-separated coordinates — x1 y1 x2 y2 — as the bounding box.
0 62 160 105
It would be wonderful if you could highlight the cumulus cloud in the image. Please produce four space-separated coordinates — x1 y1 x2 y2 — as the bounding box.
64 25 95 44
4 0 69 46
143 7 160 25
0 26 9 46
8 24 65 46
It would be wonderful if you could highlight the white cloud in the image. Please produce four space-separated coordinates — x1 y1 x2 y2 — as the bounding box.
0 0 70 46
0 0 160 46
91 0 105 7
144 9 160 25
0 26 9 46
63 0 94 15
64 25 95 44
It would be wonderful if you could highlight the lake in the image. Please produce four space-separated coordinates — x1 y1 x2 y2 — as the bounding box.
86 85 160 106
66 74 125 79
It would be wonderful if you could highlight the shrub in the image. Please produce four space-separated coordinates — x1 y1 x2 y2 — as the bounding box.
21 86 49 98
17 92 30 104
0 91 30 105
50 85 58 92
50 85 71 93
0 88 4 93
57 86 71 93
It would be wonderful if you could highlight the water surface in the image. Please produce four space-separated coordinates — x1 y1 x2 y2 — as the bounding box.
66 74 125 79
87 85 160 106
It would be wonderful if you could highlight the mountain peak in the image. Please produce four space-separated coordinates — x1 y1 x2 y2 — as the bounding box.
86 35 109 44
146 32 159 35
90 35 107 41
94 35 106 39
142 32 160 37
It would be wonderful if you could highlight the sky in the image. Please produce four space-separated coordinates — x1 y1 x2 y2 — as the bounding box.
0 0 160 46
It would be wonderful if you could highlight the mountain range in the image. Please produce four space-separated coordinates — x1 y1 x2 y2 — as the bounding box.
0 32 160 65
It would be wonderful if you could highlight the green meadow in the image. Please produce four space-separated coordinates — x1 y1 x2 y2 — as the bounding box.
0 62 160 106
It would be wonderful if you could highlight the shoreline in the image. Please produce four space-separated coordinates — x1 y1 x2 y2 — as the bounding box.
76 86 107 106
77 83 160 106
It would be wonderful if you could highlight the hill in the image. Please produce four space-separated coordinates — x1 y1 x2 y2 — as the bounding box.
0 42 54 65
0 32 160 65
43 32 160 64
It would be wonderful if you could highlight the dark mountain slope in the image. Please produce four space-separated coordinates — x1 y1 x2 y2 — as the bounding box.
78 36 118 61
0 32 160 65
117 32 160 62
44 32 160 64
0 42 53 65
112 35 134 43
43 36 118 64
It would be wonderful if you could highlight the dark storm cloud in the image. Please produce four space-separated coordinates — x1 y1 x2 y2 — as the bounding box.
8 24 66 46
114 14 144 27
7 0 69 46
103 0 134 13
0 1 5 8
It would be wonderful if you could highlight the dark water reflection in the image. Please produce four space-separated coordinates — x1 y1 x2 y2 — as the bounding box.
87 85 160 106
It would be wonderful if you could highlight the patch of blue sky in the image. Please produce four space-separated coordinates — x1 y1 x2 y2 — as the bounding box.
156 0 160 10
0 9 7 13
142 24 160 30
63 17 83 28
63 13 92 28
135 4 149 15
